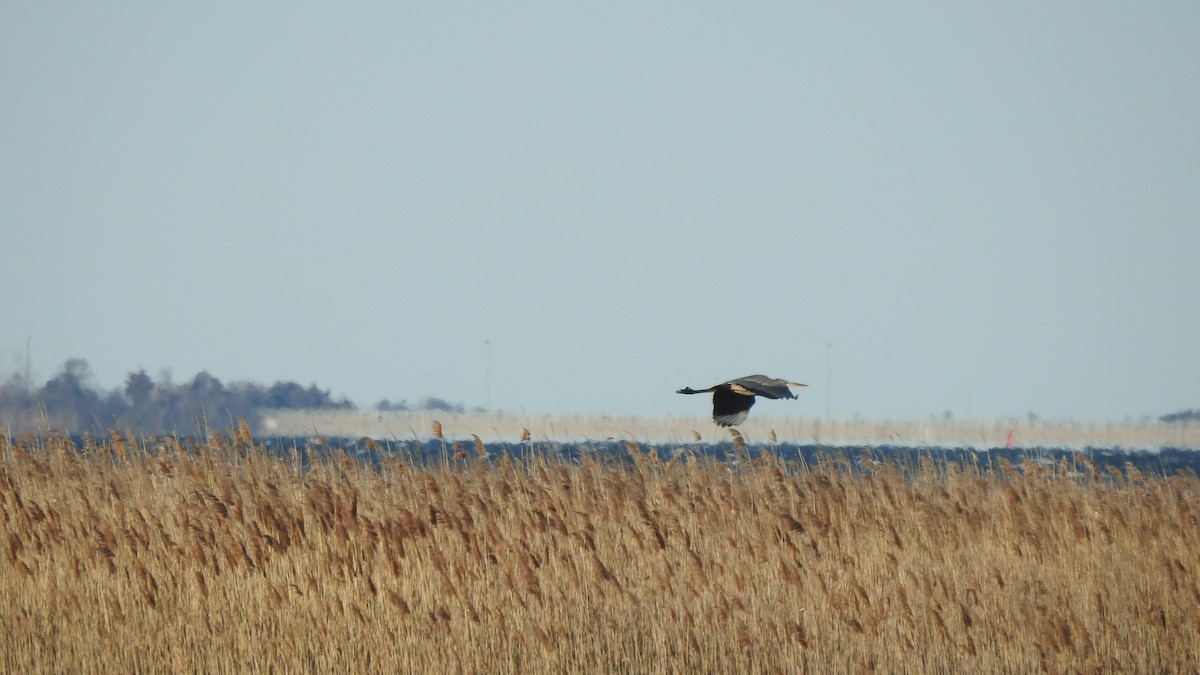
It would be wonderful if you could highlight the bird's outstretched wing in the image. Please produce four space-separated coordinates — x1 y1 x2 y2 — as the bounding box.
712 386 755 427
726 375 803 400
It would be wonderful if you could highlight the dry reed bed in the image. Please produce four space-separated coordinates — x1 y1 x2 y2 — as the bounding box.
2 429 1199 673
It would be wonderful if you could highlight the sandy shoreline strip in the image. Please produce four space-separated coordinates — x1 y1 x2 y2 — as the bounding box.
259 410 1200 451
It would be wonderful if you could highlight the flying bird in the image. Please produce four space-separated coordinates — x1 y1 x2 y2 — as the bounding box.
677 374 807 427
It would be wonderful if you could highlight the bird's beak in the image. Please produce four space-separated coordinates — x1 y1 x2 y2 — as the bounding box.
788 382 808 388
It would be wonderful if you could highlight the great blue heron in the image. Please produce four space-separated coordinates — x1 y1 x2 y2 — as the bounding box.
677 374 807 427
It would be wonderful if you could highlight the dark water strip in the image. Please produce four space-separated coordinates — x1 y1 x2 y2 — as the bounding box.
251 436 1200 478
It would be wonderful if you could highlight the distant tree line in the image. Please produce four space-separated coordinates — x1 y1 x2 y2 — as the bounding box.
0 358 357 434
376 397 467 414
0 358 474 435
1161 409 1200 423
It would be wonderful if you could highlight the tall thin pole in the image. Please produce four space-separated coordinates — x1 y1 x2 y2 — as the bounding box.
484 340 491 410
966 377 973 420
825 342 832 419
24 336 32 394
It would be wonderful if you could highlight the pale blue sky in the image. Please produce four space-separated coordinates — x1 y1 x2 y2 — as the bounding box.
3 2 1198 422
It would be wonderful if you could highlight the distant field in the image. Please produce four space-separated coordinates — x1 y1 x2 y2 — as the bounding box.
261 409 1200 450
2 428 1199 672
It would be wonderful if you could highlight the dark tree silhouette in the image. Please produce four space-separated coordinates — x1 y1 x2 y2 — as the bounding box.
39 359 100 430
125 370 154 407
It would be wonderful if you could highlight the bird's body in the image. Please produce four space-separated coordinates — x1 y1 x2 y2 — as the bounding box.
677 374 807 427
